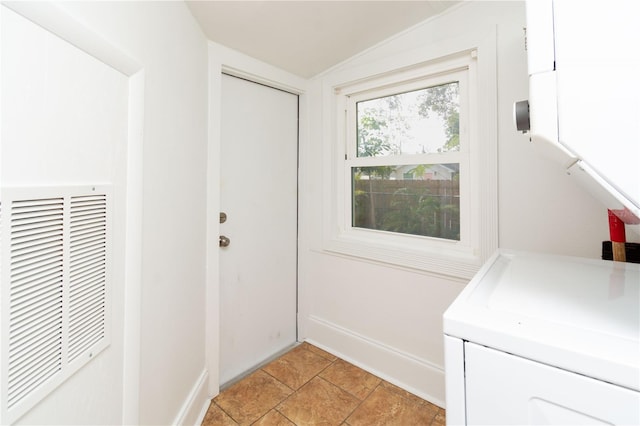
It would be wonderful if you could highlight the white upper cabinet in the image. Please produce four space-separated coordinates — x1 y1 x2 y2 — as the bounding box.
525 0 640 219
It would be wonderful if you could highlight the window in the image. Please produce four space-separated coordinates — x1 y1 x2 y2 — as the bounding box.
351 79 462 241
324 47 498 279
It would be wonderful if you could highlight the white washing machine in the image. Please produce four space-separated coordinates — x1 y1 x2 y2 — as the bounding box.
443 249 640 425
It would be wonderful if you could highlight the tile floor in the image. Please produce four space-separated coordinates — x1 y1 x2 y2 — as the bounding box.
202 342 446 426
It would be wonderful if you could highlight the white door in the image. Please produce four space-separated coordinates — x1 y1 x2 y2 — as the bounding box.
219 74 298 385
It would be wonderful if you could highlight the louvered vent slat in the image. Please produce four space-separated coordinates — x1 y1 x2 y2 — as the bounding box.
9 292 61 325
11 257 64 280
11 259 62 284
69 276 105 301
70 260 104 278
12 232 62 249
70 290 104 321
70 269 105 290
69 309 104 337
9 328 62 379
70 224 105 238
9 320 62 361
12 248 64 271
69 316 105 346
8 335 61 380
11 207 62 216
7 198 64 409
11 215 64 230
7 361 61 408
69 281 104 311
71 234 106 249
71 245 106 263
69 331 104 360
69 255 105 275
10 269 63 301
12 239 62 253
12 224 63 240
68 194 107 363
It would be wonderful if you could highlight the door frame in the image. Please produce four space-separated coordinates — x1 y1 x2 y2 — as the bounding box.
205 42 309 397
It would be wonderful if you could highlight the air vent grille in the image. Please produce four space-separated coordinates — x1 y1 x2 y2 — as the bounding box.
1 186 112 423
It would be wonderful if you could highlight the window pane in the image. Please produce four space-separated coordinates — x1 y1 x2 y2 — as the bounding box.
356 82 459 157
352 164 460 240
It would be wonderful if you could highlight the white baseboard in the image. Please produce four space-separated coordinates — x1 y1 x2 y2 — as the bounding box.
306 315 445 408
173 369 211 426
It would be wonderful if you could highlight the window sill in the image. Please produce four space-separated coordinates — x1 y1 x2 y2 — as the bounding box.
323 230 483 280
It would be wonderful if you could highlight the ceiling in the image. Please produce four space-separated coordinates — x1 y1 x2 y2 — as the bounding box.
186 1 460 78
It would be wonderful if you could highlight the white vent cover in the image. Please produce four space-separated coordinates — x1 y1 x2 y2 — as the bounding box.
1 185 112 424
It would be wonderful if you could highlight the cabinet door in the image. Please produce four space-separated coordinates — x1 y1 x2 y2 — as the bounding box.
553 0 640 211
464 342 639 425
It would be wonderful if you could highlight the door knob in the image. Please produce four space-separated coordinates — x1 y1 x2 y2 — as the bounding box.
219 235 230 247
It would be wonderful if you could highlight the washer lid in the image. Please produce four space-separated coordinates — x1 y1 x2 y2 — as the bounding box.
444 249 640 391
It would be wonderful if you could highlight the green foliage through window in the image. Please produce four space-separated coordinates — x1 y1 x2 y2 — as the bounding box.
352 165 460 240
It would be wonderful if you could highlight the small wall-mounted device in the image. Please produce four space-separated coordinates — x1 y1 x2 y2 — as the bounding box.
513 100 530 133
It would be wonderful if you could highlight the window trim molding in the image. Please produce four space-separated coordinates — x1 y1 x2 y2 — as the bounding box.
321 28 498 280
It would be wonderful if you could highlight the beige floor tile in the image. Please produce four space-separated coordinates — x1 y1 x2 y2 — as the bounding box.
432 408 446 426
214 370 293 425
380 380 434 408
300 342 338 361
319 359 381 400
201 402 238 426
277 376 361 426
346 385 439 426
262 345 332 390
253 409 296 426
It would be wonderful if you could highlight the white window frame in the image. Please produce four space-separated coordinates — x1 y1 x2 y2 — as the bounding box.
322 41 498 280
345 68 469 246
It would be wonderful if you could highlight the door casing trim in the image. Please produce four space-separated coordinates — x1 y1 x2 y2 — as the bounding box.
206 41 309 397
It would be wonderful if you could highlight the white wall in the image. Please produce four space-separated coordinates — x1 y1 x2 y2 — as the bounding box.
299 1 611 407
12 2 210 424
2 5 130 424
